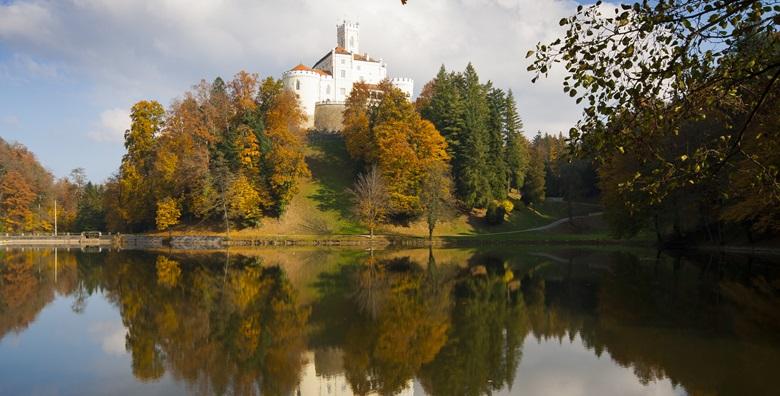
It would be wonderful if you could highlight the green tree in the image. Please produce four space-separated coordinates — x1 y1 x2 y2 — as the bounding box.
522 148 546 206
457 63 493 208
74 182 106 231
486 85 509 199
503 90 530 192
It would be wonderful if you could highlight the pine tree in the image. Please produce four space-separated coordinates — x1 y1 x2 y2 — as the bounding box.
457 63 492 208
503 90 529 192
522 147 546 206
486 84 508 200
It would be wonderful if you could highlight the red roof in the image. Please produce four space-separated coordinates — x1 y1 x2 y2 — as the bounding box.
289 63 332 77
291 63 312 71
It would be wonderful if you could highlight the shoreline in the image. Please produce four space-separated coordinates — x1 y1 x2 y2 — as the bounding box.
2 233 777 255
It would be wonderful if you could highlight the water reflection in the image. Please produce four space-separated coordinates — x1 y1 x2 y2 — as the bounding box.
0 247 778 395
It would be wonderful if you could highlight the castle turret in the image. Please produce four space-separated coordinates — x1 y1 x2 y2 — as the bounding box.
337 21 359 53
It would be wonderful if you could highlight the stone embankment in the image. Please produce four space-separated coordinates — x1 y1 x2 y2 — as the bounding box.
0 234 115 247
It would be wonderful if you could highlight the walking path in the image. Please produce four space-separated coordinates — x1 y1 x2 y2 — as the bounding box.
474 212 604 236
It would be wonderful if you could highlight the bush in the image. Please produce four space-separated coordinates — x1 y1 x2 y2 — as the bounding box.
499 200 514 214
486 201 507 225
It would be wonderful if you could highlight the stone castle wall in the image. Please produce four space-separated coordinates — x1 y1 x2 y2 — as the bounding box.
314 102 346 132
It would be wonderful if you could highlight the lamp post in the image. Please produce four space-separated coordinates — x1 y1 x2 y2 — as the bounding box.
54 200 57 236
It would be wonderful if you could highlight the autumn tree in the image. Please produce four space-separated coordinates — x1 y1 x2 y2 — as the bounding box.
343 80 450 218
117 100 165 231
156 197 181 238
104 71 309 232
349 165 388 238
0 170 36 232
261 87 310 215
529 1 780 239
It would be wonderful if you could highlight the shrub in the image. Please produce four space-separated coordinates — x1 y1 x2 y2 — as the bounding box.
499 200 514 214
486 201 507 225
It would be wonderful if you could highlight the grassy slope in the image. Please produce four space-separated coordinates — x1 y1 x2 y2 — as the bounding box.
231 133 618 240
234 133 366 236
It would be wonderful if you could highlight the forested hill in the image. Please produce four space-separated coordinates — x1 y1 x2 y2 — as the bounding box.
0 137 105 233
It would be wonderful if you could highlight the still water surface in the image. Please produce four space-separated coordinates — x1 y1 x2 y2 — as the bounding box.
0 247 778 396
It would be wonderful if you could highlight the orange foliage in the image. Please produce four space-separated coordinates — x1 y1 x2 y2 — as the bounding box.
342 81 449 216
0 170 37 232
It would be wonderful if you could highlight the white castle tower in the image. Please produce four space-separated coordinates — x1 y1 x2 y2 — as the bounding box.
337 21 360 53
282 20 414 130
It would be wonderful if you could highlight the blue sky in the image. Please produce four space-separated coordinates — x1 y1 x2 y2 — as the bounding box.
0 0 602 182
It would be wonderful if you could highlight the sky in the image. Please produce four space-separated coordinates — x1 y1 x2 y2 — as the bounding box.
0 0 599 182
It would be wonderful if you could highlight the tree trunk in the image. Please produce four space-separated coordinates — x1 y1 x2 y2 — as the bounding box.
223 200 230 239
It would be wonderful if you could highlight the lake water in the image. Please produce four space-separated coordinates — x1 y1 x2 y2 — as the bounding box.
0 247 778 396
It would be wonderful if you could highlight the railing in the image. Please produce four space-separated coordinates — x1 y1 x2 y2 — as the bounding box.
316 100 346 105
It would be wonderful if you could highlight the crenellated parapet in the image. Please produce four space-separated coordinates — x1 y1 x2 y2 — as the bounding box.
390 77 415 98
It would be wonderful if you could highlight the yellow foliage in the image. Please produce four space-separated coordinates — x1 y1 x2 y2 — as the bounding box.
500 200 514 214
156 256 181 288
227 174 267 223
263 89 310 208
229 71 259 113
236 125 261 172
155 197 181 232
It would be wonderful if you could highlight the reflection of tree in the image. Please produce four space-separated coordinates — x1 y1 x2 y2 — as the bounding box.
343 256 452 395
0 250 79 340
3 249 780 396
522 251 780 396
155 256 181 288
98 252 310 395
418 258 528 396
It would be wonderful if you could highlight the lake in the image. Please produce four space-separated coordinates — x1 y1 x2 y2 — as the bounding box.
0 247 778 396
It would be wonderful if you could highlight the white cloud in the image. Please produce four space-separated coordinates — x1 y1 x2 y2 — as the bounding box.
0 1 55 44
87 108 130 143
89 320 128 356
502 334 684 396
0 0 591 136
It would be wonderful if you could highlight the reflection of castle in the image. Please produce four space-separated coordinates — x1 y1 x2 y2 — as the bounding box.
296 349 415 396
281 21 414 130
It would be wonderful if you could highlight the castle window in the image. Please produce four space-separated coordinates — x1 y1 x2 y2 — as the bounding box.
295 80 300 90
340 70 346 78
326 85 331 94
350 37 354 47
341 59 345 65
340 88 346 96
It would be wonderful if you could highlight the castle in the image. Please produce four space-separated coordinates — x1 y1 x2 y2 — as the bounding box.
282 21 414 130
